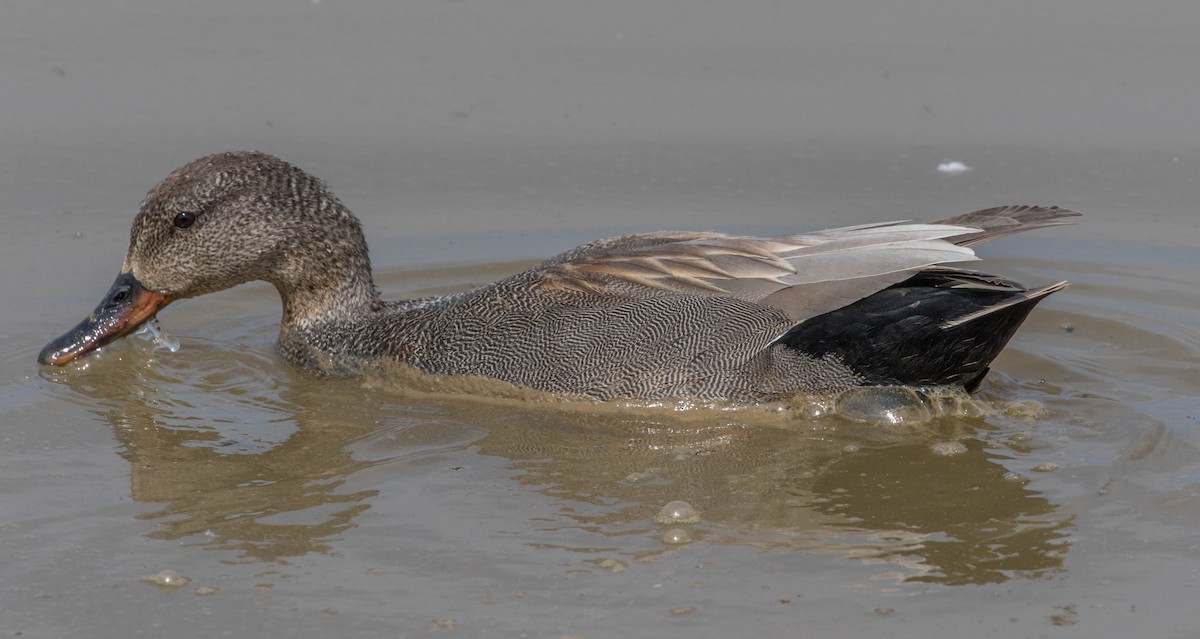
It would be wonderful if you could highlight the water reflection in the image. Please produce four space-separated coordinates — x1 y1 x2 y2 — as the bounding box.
44 333 1072 583
471 408 1072 584
43 341 391 563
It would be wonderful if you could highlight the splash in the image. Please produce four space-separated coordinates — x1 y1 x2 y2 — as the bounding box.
133 318 180 353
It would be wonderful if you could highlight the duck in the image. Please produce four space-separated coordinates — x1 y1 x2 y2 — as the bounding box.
38 151 1078 402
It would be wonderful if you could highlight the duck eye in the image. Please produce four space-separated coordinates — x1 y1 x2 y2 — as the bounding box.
173 211 197 229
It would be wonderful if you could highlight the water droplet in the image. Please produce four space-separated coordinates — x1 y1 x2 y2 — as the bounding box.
654 500 700 524
134 319 180 353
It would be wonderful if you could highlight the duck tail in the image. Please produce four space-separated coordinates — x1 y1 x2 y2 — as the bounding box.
931 205 1082 247
778 271 1067 391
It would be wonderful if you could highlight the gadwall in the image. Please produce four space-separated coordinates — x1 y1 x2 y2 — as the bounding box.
39 151 1078 401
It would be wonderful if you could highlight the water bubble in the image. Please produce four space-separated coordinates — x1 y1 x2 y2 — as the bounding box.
931 441 968 456
662 528 692 544
1003 471 1029 484
1003 400 1045 420
142 569 190 588
795 401 828 419
597 558 628 573
836 387 931 425
654 500 700 524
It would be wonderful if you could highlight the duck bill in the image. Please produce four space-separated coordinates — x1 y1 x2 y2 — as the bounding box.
38 272 174 366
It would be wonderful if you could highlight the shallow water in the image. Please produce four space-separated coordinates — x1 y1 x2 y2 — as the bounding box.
4 2 1200 638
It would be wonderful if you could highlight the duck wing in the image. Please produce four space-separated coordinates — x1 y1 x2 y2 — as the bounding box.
536 205 1079 323
537 223 980 323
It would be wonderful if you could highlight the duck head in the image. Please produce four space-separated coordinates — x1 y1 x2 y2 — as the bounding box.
39 151 377 366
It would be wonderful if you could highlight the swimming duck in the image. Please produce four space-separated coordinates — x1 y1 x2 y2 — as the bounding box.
39 151 1078 401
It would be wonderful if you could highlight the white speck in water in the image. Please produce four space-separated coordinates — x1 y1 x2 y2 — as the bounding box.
663 528 692 544
843 444 860 453
142 569 190 587
654 500 700 524
931 441 968 456
937 160 972 175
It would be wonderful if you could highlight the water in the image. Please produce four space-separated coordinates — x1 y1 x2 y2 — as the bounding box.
4 2 1200 638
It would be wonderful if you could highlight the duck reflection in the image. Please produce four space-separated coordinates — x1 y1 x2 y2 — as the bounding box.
44 342 390 563
469 406 1071 585
44 339 1071 583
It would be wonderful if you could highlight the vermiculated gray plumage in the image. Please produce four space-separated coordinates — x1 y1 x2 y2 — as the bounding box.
39 152 1079 402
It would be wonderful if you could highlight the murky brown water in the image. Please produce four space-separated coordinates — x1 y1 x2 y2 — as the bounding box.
4 2 1200 638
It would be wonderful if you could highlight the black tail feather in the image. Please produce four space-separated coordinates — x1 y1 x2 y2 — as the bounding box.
779 270 1062 389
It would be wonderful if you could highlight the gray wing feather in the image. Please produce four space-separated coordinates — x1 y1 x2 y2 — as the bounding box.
538 222 981 322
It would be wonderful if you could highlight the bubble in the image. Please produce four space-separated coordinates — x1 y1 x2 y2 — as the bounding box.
654 500 700 524
836 387 931 425
931 441 968 456
142 569 190 588
663 528 692 544
842 444 860 453
795 401 829 419
1003 400 1046 420
597 558 628 573
1003 471 1029 484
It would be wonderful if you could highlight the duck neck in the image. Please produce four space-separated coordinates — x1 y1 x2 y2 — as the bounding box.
271 222 383 331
